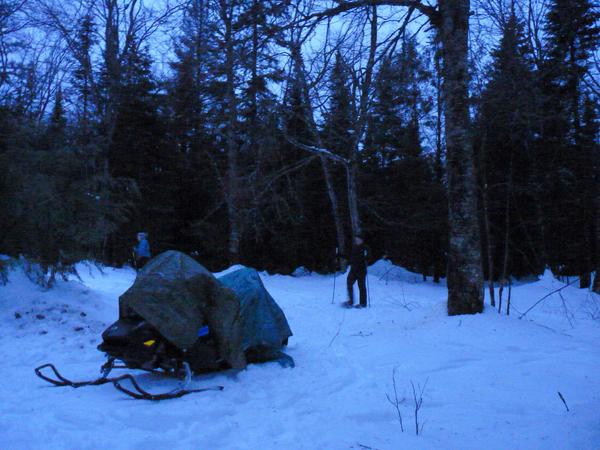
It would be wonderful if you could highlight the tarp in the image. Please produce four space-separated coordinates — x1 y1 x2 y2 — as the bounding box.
118 251 292 370
219 268 293 352
138 250 213 281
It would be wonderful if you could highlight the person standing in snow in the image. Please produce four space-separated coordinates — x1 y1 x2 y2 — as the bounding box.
133 232 151 270
343 235 369 308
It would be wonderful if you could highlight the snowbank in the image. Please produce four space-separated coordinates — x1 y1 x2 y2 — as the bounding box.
368 258 439 284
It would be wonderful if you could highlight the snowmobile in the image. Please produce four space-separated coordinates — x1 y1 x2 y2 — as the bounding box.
98 318 222 374
35 251 293 400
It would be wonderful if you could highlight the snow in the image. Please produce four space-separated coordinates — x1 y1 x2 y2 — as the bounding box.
1 260 599 449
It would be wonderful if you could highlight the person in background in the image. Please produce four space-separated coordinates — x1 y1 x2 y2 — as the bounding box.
343 235 369 309
133 232 151 270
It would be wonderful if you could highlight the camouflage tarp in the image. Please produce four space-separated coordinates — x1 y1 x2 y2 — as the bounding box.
118 251 291 370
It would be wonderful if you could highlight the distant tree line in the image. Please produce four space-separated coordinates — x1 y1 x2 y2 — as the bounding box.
0 0 598 300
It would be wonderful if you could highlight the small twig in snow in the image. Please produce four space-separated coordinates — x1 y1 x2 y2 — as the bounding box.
558 291 575 328
411 378 428 436
385 367 405 432
328 310 346 347
557 391 570 412
583 290 600 320
378 266 394 283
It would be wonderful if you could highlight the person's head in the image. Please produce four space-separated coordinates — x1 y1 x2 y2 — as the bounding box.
137 232 146 241
354 235 364 245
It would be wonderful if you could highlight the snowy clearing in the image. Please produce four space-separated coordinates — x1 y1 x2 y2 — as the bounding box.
1 260 599 450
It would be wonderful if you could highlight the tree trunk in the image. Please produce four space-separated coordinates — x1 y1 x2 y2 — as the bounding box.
250 0 259 152
579 215 592 289
570 48 591 289
322 156 347 267
103 0 120 144
579 142 594 289
482 172 496 308
592 187 600 294
478 131 495 307
347 160 361 237
498 160 512 313
433 46 445 284
345 5 379 239
290 44 347 263
223 3 241 263
439 0 484 315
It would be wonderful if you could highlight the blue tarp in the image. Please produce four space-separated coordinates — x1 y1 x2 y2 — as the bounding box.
219 268 293 352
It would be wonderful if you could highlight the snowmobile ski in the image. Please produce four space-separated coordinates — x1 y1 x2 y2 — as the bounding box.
34 360 223 401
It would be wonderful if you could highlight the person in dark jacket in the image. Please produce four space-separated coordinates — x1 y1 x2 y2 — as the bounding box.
343 235 368 308
133 232 151 270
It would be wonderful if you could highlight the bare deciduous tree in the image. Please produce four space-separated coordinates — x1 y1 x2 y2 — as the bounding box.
297 0 484 315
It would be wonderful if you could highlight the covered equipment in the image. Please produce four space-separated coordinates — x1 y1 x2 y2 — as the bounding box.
100 250 293 374
35 250 293 400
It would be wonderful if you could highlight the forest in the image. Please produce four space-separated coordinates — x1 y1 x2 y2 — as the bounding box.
0 0 598 314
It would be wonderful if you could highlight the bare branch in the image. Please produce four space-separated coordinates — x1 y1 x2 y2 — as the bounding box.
385 367 405 432
411 378 428 436
518 277 579 319
299 0 439 26
284 135 350 165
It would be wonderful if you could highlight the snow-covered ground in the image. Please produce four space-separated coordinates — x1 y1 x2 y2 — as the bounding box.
1 260 599 450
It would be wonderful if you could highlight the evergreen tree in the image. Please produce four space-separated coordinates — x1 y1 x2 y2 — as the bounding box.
250 66 333 272
235 0 289 266
72 12 96 132
43 86 67 150
166 0 229 265
319 51 354 258
322 52 354 158
0 80 124 281
107 47 177 262
364 53 403 168
476 11 542 280
169 0 210 155
583 97 600 293
237 0 285 146
542 0 599 284
546 0 599 136
363 39 444 278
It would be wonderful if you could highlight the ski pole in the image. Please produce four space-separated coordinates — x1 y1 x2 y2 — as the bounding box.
367 271 371 308
364 246 371 307
331 247 338 304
